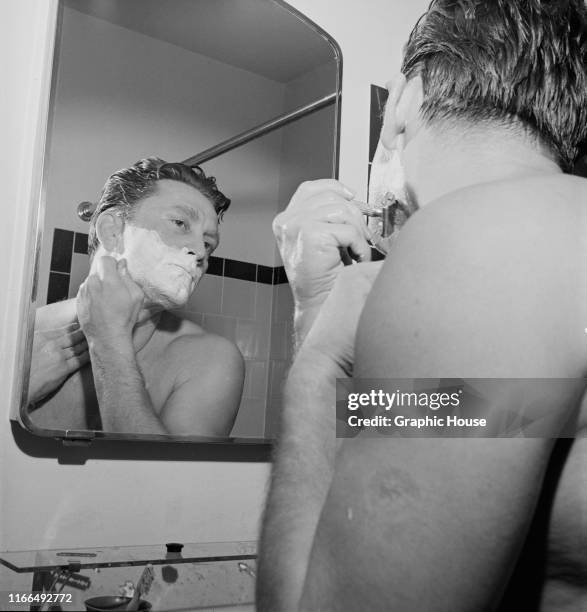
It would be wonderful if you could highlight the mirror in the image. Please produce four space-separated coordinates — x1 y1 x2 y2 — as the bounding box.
18 0 341 444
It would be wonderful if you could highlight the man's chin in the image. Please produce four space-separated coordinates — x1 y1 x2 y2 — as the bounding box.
143 288 192 311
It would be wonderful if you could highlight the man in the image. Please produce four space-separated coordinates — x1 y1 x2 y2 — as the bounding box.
27 158 244 436
259 1 587 610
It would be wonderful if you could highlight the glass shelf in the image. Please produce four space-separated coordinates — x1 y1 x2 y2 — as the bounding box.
0 541 257 573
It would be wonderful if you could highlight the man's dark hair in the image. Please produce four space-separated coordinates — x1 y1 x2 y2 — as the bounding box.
88 157 230 256
402 0 587 170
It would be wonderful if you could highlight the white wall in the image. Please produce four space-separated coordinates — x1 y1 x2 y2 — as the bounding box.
292 0 429 197
1 0 429 585
278 60 337 211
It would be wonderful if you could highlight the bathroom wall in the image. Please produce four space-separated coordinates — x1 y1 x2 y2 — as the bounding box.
1 0 430 593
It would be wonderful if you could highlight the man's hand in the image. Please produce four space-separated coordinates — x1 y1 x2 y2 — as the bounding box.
27 322 89 405
76 256 144 341
299 261 383 377
272 179 372 345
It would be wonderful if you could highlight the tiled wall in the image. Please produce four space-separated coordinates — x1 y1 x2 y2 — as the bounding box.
46 229 294 438
47 229 92 303
265 282 294 437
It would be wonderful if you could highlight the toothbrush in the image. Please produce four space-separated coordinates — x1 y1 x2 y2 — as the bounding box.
126 564 154 611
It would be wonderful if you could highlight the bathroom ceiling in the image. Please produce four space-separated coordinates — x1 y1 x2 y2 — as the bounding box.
64 0 335 83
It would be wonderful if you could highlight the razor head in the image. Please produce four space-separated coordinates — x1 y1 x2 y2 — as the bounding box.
357 191 416 256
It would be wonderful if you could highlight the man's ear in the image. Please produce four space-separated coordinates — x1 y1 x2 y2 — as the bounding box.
380 73 423 150
95 212 125 254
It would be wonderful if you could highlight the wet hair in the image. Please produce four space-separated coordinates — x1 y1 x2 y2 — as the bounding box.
88 157 230 256
402 0 587 170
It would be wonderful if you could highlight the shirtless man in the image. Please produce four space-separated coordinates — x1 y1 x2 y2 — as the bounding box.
258 1 587 610
27 158 244 436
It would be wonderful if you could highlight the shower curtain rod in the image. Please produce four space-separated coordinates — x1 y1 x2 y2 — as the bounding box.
181 91 337 167
77 92 337 221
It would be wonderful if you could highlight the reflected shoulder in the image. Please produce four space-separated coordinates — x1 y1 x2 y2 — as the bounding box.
162 312 244 370
35 298 78 329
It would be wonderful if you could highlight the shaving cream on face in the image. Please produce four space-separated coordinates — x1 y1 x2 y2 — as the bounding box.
368 133 408 210
115 225 203 309
366 134 418 253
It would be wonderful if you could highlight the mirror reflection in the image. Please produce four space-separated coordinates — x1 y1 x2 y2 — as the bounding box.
22 0 340 441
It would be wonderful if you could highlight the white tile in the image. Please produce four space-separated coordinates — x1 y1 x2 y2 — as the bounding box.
247 360 268 400
188 274 223 314
68 252 90 298
269 359 289 398
254 283 273 322
222 277 255 319
202 314 237 342
230 398 266 438
235 319 257 359
270 322 289 361
272 283 294 322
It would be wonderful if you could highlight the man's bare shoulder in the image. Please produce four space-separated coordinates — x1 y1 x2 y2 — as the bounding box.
156 311 243 370
393 172 587 279
35 298 77 328
417 173 587 233
358 172 587 379
149 311 244 435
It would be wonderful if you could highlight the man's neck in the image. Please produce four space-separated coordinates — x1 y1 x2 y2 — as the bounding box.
132 308 162 354
403 123 563 208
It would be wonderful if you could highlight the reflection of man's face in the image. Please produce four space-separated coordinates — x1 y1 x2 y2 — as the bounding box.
120 179 220 309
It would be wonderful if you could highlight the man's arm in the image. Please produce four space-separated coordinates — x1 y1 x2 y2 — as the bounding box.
299 190 587 610
272 179 371 349
27 303 89 408
257 349 342 611
258 263 382 611
87 331 168 434
77 256 171 434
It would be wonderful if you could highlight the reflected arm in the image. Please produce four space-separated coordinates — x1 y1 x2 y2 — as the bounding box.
89 333 168 434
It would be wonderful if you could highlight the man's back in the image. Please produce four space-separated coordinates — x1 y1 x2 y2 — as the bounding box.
299 173 587 611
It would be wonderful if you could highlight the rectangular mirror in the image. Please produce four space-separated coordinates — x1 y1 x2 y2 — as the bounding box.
16 0 341 445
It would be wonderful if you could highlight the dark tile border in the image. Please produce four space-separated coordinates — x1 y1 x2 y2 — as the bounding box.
256 265 273 285
74 231 88 254
207 255 224 276
224 259 257 282
49 229 74 273
47 272 70 304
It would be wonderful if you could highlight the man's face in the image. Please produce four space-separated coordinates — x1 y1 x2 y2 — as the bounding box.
120 179 220 309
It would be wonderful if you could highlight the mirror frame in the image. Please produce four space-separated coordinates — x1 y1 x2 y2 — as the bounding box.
14 0 343 449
